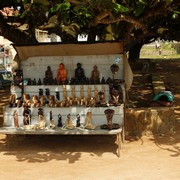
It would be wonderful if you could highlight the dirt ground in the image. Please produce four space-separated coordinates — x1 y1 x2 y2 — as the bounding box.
0 60 179 180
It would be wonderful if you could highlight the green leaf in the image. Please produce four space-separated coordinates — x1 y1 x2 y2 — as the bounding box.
113 3 129 13
134 3 146 17
50 2 71 13
33 0 49 6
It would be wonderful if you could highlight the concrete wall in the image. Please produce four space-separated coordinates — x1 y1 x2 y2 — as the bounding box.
126 107 175 136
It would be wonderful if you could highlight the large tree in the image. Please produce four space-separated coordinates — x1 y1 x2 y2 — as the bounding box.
0 0 179 60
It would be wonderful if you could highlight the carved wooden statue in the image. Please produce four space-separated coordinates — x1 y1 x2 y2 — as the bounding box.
56 63 67 85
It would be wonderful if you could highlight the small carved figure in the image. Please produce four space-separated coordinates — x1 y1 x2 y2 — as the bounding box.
39 95 45 107
32 95 40 107
39 89 43 96
85 111 96 130
109 88 121 106
60 100 66 107
9 94 16 107
37 78 42 85
13 69 23 85
33 78 36 85
55 91 60 101
56 63 67 85
89 97 96 107
38 108 46 129
13 110 19 128
64 114 75 129
94 85 98 103
44 66 53 85
101 77 106 84
16 97 22 108
23 104 31 125
80 85 84 99
110 64 119 79
76 114 81 127
104 109 115 130
63 85 67 100
71 86 76 101
23 94 31 107
49 95 55 107
58 114 63 127
87 86 92 99
98 91 106 106
45 88 50 97
75 63 86 84
66 97 73 107
91 65 100 84
49 111 55 129
101 85 106 102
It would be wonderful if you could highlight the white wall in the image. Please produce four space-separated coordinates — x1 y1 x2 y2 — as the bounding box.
21 54 124 81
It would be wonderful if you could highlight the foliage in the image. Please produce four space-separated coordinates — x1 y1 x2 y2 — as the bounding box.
0 0 179 59
172 42 180 54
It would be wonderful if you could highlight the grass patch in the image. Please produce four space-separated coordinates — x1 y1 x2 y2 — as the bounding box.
140 42 180 59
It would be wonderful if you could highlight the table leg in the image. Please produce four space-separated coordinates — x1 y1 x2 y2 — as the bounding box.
116 133 121 157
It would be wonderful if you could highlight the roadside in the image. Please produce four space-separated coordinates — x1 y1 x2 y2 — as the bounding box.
0 60 179 180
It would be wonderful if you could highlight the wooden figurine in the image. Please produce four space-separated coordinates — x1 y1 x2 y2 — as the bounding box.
75 63 86 84
80 85 84 99
71 86 76 102
38 108 46 129
23 104 31 125
76 114 81 127
65 114 75 129
56 63 67 85
58 114 63 127
49 111 55 129
13 110 19 128
91 65 100 84
85 111 96 130
63 85 67 100
44 66 53 85
32 95 40 107
48 95 55 107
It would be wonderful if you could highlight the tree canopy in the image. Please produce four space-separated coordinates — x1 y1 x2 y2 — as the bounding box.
0 0 179 60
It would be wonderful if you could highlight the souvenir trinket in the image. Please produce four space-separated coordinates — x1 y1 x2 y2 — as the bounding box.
75 63 86 84
76 114 81 127
104 109 115 130
23 104 31 125
13 110 19 128
58 114 63 127
44 66 53 85
85 111 96 130
49 111 55 129
56 63 67 85
91 65 100 84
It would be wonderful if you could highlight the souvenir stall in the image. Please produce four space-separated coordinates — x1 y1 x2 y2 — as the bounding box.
1 42 133 157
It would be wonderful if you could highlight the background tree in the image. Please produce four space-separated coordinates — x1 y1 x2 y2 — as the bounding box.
0 0 179 60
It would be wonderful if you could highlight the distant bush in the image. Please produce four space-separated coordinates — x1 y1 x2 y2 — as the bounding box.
171 42 180 54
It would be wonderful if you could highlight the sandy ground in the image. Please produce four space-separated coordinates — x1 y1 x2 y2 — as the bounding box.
0 133 179 180
0 60 179 180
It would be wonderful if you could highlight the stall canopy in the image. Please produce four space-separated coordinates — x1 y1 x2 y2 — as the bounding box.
13 42 123 61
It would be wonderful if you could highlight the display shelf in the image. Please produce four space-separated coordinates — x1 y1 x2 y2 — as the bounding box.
3 106 124 128
1 42 127 157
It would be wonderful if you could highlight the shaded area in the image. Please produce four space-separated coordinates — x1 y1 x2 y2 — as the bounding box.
0 134 118 163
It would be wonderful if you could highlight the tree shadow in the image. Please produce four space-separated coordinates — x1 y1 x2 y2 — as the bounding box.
0 135 118 163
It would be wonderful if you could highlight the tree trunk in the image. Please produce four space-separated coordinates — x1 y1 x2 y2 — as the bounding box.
128 43 143 61
87 27 97 42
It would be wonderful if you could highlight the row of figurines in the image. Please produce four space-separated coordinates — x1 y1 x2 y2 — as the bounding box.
9 86 122 108
13 109 120 131
13 63 123 85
